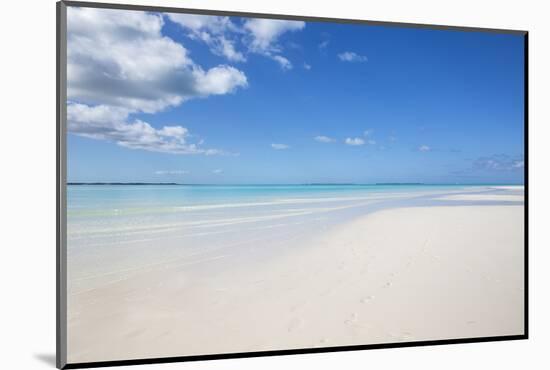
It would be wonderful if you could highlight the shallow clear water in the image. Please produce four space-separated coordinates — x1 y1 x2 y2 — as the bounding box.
66 184 521 294
67 184 479 245
67 184 478 212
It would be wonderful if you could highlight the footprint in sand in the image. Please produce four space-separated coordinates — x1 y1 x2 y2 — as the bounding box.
288 317 304 332
360 295 375 304
344 313 359 325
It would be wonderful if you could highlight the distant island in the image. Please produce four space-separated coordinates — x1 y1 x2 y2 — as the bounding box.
67 182 180 186
302 183 356 186
67 182 431 186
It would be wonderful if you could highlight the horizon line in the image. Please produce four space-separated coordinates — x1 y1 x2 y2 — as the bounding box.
67 182 525 186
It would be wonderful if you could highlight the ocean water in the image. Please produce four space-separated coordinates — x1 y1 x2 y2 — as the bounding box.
66 184 515 294
67 184 480 212
67 184 473 246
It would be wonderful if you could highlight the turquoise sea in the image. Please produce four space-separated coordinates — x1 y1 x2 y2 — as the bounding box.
66 184 523 295
67 184 490 212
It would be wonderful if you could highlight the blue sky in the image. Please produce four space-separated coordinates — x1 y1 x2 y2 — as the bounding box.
67 7 525 184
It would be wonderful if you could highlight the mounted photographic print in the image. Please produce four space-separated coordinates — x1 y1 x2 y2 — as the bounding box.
56 1 528 368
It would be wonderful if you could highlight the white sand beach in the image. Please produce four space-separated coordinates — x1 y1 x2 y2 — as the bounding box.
436 194 524 201
67 186 524 363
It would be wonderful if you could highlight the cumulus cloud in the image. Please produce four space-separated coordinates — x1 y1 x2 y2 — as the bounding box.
166 14 245 62
345 137 365 146
67 7 247 155
68 103 233 155
303 63 311 70
243 18 305 53
243 18 305 69
418 145 431 152
271 143 290 150
167 14 305 69
166 13 238 34
68 7 248 113
212 169 223 174
193 65 248 95
314 135 335 143
338 51 368 62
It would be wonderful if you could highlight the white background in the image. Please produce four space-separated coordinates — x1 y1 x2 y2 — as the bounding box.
0 0 547 368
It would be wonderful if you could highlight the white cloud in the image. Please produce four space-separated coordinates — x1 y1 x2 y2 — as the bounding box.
67 7 247 155
168 14 306 69
212 169 223 174
166 14 246 62
345 137 365 146
319 40 329 49
361 130 376 145
314 135 335 143
418 145 431 152
513 160 524 168
270 55 292 70
155 170 189 175
67 7 247 113
271 143 290 150
194 65 248 95
303 63 311 70
166 13 238 34
158 126 188 138
243 18 305 69
216 36 246 62
243 18 305 53
338 51 368 62
68 103 234 155
472 155 524 171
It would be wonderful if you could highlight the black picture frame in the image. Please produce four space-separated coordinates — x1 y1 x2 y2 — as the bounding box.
56 1 529 368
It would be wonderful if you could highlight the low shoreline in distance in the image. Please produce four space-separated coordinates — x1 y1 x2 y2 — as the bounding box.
66 182 525 186
67 182 180 186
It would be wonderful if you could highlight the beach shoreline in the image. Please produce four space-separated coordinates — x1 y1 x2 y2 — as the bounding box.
67 186 525 363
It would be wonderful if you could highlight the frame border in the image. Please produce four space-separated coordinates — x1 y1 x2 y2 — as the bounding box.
56 1 529 369
57 1 68 369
